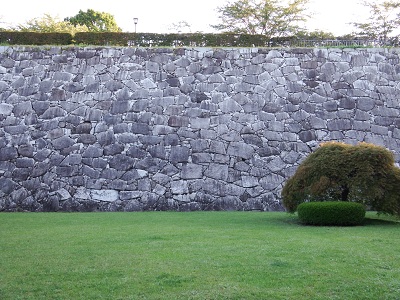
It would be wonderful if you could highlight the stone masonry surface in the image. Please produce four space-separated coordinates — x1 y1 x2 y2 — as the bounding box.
0 46 400 211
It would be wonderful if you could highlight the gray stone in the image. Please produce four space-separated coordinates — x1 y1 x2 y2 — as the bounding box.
146 61 159 72
242 134 263 147
73 122 92 134
4 125 29 135
0 103 13 115
131 123 150 134
190 118 210 129
339 98 356 109
53 72 73 81
190 139 209 152
104 143 124 155
41 107 66 119
126 146 147 158
192 153 212 163
109 154 135 171
219 99 242 113
357 98 375 111
61 154 82 166
77 134 96 144
301 61 318 69
16 158 35 168
227 142 254 159
181 164 203 179
0 147 18 161
52 136 75 150
83 145 103 158
267 157 286 172
209 141 226 154
170 146 190 163
0 177 17 194
171 180 189 194
241 176 259 188
110 101 130 114
259 174 285 190
327 119 352 131
205 163 228 181
298 130 316 142
91 189 119 202
149 145 166 159
97 131 115 146
31 162 50 177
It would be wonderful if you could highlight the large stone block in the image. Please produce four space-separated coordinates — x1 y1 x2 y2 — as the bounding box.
0 147 18 161
169 146 190 163
41 107 66 119
91 189 119 202
0 103 13 115
259 174 285 190
227 142 254 159
205 163 228 181
109 154 135 171
0 177 17 194
181 163 203 179
327 119 352 131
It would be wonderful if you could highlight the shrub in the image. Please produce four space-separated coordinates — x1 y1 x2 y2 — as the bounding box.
282 142 400 217
297 201 366 226
72 32 301 47
0 31 72 45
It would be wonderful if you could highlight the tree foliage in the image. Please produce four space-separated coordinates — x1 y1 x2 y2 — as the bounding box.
65 9 121 32
211 0 310 38
14 14 89 34
352 0 400 43
296 30 335 40
282 142 400 217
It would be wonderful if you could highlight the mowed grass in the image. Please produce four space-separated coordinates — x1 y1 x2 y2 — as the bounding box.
0 212 399 300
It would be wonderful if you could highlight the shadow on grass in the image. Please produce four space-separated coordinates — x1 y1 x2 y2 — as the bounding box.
363 217 400 226
280 213 400 227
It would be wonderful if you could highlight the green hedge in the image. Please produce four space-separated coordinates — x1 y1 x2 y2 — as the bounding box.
73 32 298 47
0 31 72 45
2 31 393 47
297 201 366 226
0 31 298 47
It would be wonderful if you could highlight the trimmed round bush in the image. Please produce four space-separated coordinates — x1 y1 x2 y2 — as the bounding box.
297 201 366 226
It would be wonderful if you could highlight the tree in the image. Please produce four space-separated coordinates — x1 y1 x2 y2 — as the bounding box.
211 0 310 38
65 9 121 32
168 21 192 33
14 14 89 34
352 0 400 44
296 30 335 40
282 142 400 217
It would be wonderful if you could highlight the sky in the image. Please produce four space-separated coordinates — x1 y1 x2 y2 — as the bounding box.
0 0 369 36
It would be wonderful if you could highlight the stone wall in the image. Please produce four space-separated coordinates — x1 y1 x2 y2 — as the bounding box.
1 46 400 212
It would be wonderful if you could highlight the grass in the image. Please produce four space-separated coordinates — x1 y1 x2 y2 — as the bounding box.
0 212 399 300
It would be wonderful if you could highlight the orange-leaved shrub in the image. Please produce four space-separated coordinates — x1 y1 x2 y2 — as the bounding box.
282 142 400 217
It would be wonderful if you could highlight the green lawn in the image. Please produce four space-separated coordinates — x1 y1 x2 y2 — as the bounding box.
0 212 399 300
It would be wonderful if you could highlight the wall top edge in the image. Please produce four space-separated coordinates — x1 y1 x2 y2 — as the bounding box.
2 45 400 53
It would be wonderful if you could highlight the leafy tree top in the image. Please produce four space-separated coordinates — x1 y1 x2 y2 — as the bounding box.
65 9 121 32
211 0 310 38
13 14 89 34
352 0 400 43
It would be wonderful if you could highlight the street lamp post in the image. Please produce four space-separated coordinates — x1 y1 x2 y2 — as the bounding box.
133 18 138 33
